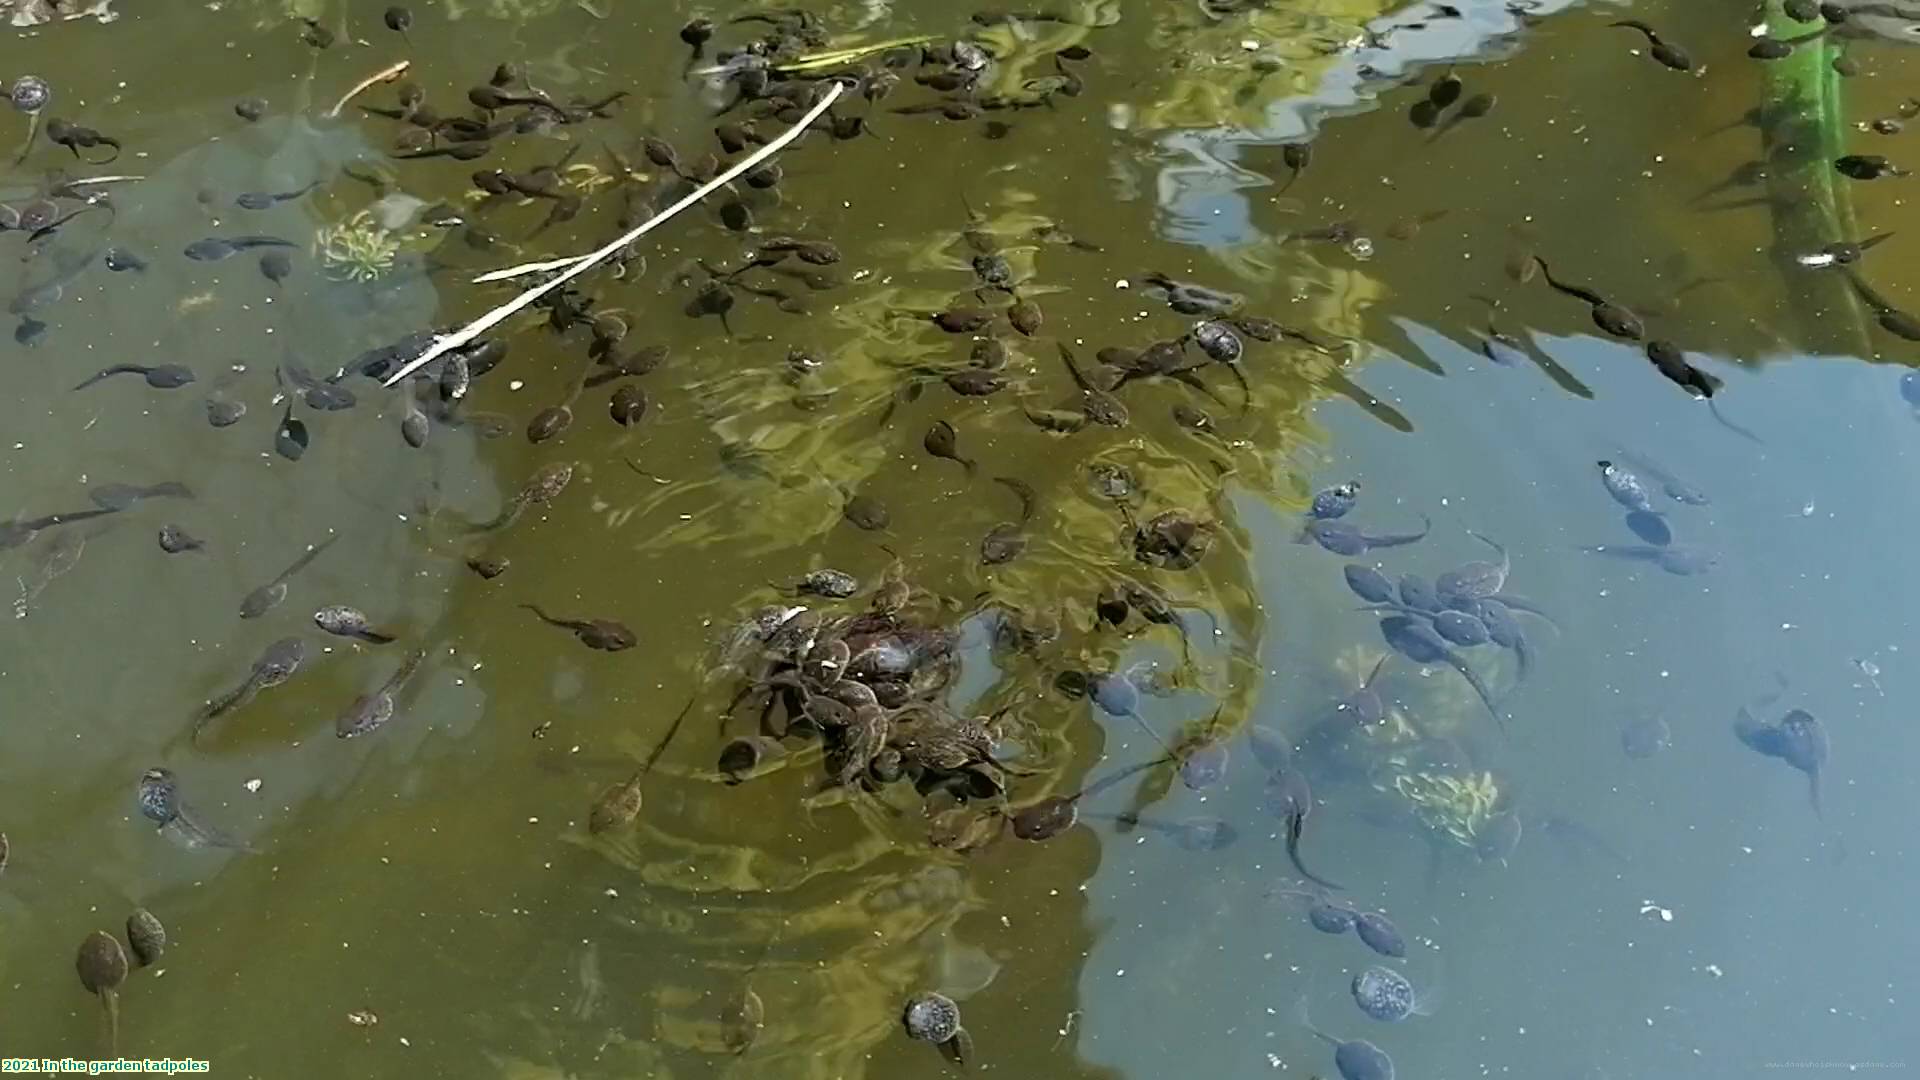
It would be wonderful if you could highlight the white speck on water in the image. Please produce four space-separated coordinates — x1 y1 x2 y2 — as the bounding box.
1115 279 1130 289
528 817 539 825
244 778 262 793
509 380 525 391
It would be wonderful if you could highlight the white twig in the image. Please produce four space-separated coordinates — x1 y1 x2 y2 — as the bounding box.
380 80 848 388
471 254 591 284
327 60 412 120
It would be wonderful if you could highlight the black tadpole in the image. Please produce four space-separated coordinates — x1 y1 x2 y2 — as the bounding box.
383 5 413 43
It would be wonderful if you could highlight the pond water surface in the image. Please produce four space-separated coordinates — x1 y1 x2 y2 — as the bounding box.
1 1 1915 1078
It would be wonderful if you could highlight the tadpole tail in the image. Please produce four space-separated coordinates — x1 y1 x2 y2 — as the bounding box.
1127 712 1177 758
642 694 701 775
1708 398 1764 445
1606 18 1659 44
1079 755 1169 801
1492 595 1562 633
1369 514 1433 549
467 502 522 533
1294 994 1341 1049
196 676 259 734
12 111 37 166
1532 256 1608 305
1285 812 1343 891
273 533 339 586
102 989 119 1057
1223 361 1252 417
721 680 768 722
71 365 136 391
1512 635 1534 687
1353 602 1429 618
1454 660 1505 730
1425 115 1463 144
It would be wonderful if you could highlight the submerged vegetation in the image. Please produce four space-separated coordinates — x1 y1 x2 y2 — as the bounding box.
0 0 1906 1075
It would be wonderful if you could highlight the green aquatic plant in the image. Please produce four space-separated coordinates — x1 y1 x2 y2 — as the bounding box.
1134 0 1393 131
1758 0 1872 353
313 209 399 283
1330 646 1509 849
773 36 938 76
1390 767 1500 849
438 0 573 20
970 14 1103 96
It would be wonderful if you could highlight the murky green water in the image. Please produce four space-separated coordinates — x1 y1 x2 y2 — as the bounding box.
4 0 1919 1077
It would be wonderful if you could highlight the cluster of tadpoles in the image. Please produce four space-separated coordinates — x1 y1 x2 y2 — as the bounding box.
1748 0 1852 61
1527 257 1722 399
1405 68 1494 140
1268 882 1440 1079
74 909 167 1053
344 55 627 170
